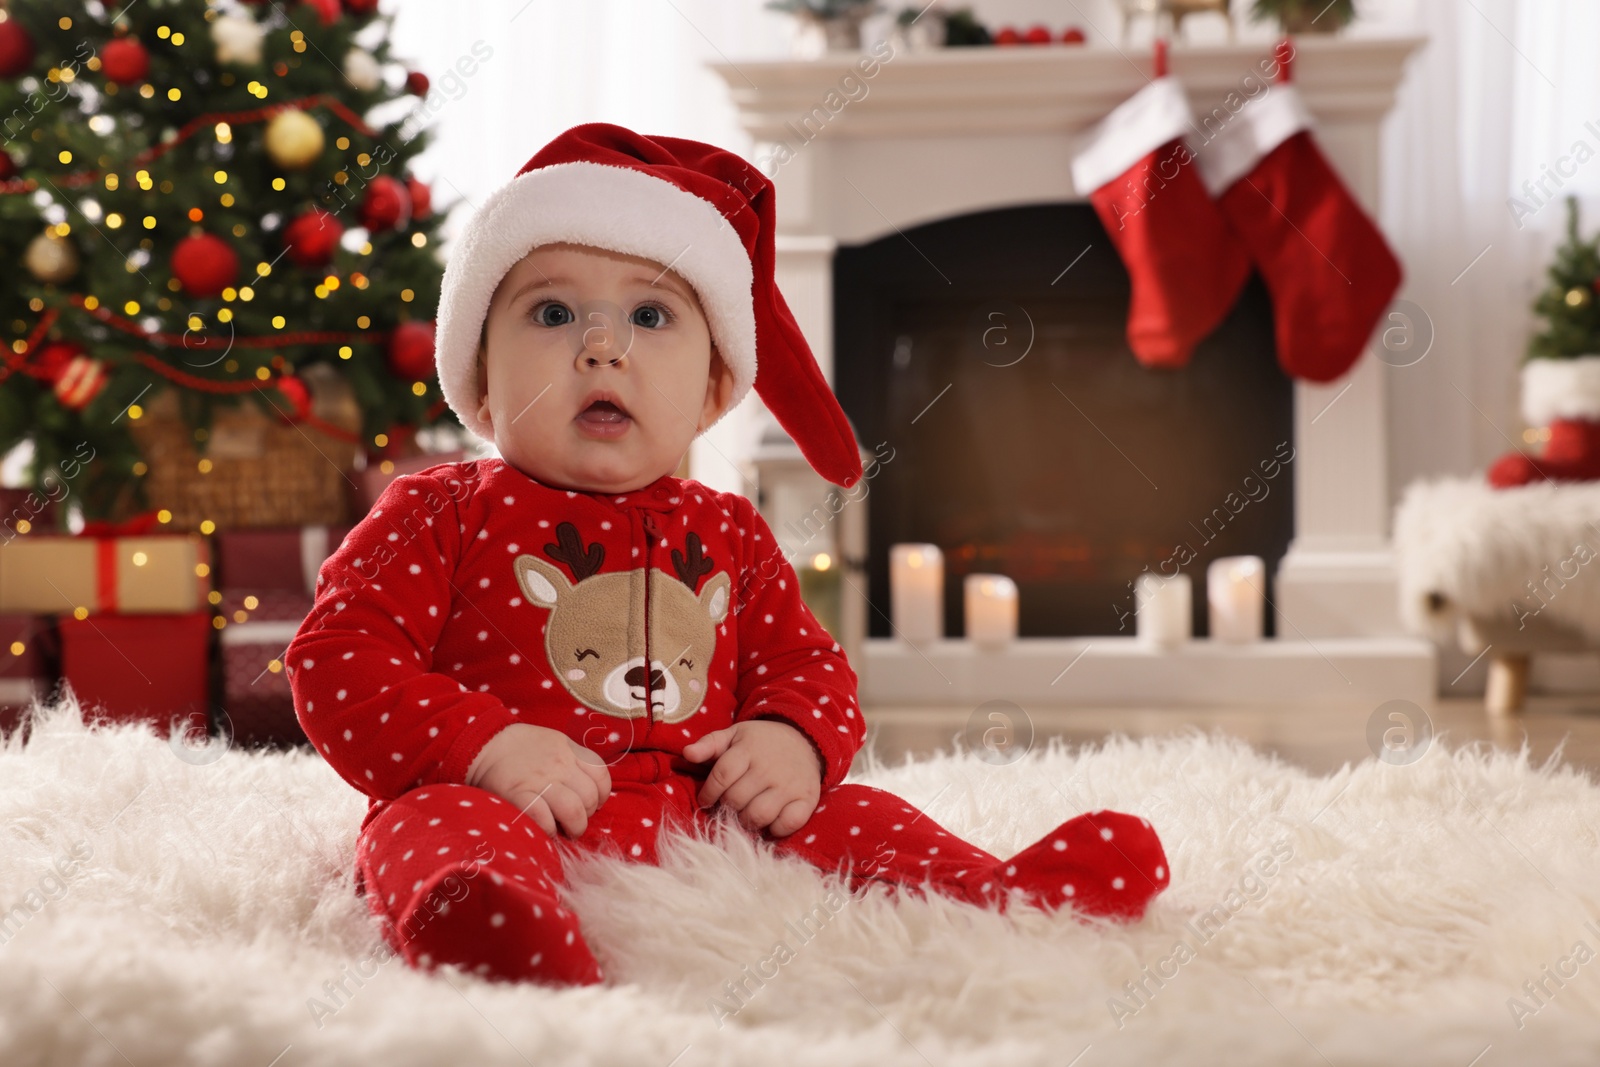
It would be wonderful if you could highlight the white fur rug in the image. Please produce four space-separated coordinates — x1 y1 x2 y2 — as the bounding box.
5 694 1600 1066
1393 475 1600 641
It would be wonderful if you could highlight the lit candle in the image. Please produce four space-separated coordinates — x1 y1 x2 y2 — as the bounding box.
890 543 943 644
1135 572 1191 649
1207 555 1265 643
964 573 1018 647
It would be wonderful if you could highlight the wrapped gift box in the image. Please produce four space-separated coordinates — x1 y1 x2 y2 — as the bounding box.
213 525 353 594
349 450 465 516
0 615 57 739
0 534 210 615
219 614 305 748
216 589 312 746
59 612 211 733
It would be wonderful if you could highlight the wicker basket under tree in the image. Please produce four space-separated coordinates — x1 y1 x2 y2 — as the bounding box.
125 364 362 531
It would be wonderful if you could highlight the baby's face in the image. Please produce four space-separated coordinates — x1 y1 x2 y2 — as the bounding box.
476 242 732 494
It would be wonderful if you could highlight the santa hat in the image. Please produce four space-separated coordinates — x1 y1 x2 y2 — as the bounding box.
434 121 863 488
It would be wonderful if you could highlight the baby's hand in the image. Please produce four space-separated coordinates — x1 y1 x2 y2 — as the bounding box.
683 720 823 838
465 724 611 838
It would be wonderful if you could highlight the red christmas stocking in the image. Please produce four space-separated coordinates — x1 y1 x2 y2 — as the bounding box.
1198 41 1401 383
1072 48 1251 369
1489 356 1600 487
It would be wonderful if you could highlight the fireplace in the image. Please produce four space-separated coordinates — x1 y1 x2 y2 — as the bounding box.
712 36 1436 708
832 201 1293 640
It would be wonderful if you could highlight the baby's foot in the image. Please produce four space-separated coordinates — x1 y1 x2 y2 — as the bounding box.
997 810 1169 920
400 864 604 986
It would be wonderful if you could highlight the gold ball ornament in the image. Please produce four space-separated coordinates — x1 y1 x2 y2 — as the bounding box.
25 231 79 284
265 110 325 170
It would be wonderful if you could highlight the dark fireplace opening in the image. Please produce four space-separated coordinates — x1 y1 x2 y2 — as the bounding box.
833 202 1294 640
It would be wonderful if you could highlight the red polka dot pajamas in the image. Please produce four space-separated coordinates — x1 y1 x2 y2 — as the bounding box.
287 459 1169 986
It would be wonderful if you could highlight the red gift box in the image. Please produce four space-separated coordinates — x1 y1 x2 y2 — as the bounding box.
349 450 465 517
214 525 353 594
218 590 314 624
0 615 57 739
216 589 311 746
219 614 304 748
59 612 211 734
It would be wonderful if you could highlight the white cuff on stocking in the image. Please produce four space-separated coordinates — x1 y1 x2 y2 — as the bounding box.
1071 77 1195 195
1191 83 1314 197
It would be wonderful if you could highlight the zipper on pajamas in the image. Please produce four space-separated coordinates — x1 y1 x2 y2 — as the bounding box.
639 508 654 744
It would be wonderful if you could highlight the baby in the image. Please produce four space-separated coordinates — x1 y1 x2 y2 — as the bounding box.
287 123 1169 987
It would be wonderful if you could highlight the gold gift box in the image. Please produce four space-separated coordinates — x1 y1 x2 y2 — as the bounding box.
0 535 210 615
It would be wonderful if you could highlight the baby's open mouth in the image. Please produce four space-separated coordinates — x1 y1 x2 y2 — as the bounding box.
575 394 632 436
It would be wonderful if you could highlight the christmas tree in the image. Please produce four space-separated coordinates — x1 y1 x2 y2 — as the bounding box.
0 0 453 525
1527 196 1600 362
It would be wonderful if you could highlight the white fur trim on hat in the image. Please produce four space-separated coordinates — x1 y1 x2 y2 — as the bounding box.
1521 355 1600 426
434 160 756 441
1191 82 1313 196
1070 77 1194 195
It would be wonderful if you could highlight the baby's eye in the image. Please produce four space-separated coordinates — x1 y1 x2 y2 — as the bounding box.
632 302 675 329
530 301 575 327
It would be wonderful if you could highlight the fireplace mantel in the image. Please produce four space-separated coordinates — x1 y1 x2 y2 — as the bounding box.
709 37 1435 708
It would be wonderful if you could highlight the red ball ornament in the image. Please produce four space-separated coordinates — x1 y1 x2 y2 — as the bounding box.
171 233 240 298
301 0 341 26
405 70 429 96
54 355 106 411
282 209 344 269
0 149 15 182
405 176 432 221
101 37 150 85
343 0 381 15
994 26 1022 45
0 19 36 78
1062 26 1087 44
360 176 411 232
387 320 436 381
34 341 84 384
1023 25 1052 44
273 374 312 420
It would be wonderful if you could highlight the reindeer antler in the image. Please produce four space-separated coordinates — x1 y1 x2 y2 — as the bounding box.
671 532 714 591
544 521 604 581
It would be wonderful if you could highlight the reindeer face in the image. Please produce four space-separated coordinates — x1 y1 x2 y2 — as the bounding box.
513 522 730 723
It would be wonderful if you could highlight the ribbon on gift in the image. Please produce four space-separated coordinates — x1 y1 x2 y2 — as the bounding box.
77 510 167 614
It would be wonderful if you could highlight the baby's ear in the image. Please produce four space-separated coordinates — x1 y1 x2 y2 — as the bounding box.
475 339 492 429
697 345 735 433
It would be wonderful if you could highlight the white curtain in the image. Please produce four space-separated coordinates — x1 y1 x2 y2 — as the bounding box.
1371 0 1600 503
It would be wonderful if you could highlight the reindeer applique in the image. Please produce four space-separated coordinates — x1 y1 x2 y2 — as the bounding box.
513 521 731 723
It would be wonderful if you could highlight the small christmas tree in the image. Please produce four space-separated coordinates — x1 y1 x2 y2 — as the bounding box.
1527 196 1600 362
0 0 454 524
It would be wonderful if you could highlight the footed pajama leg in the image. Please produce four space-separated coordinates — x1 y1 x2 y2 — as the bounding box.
767 784 1170 920
357 783 604 985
